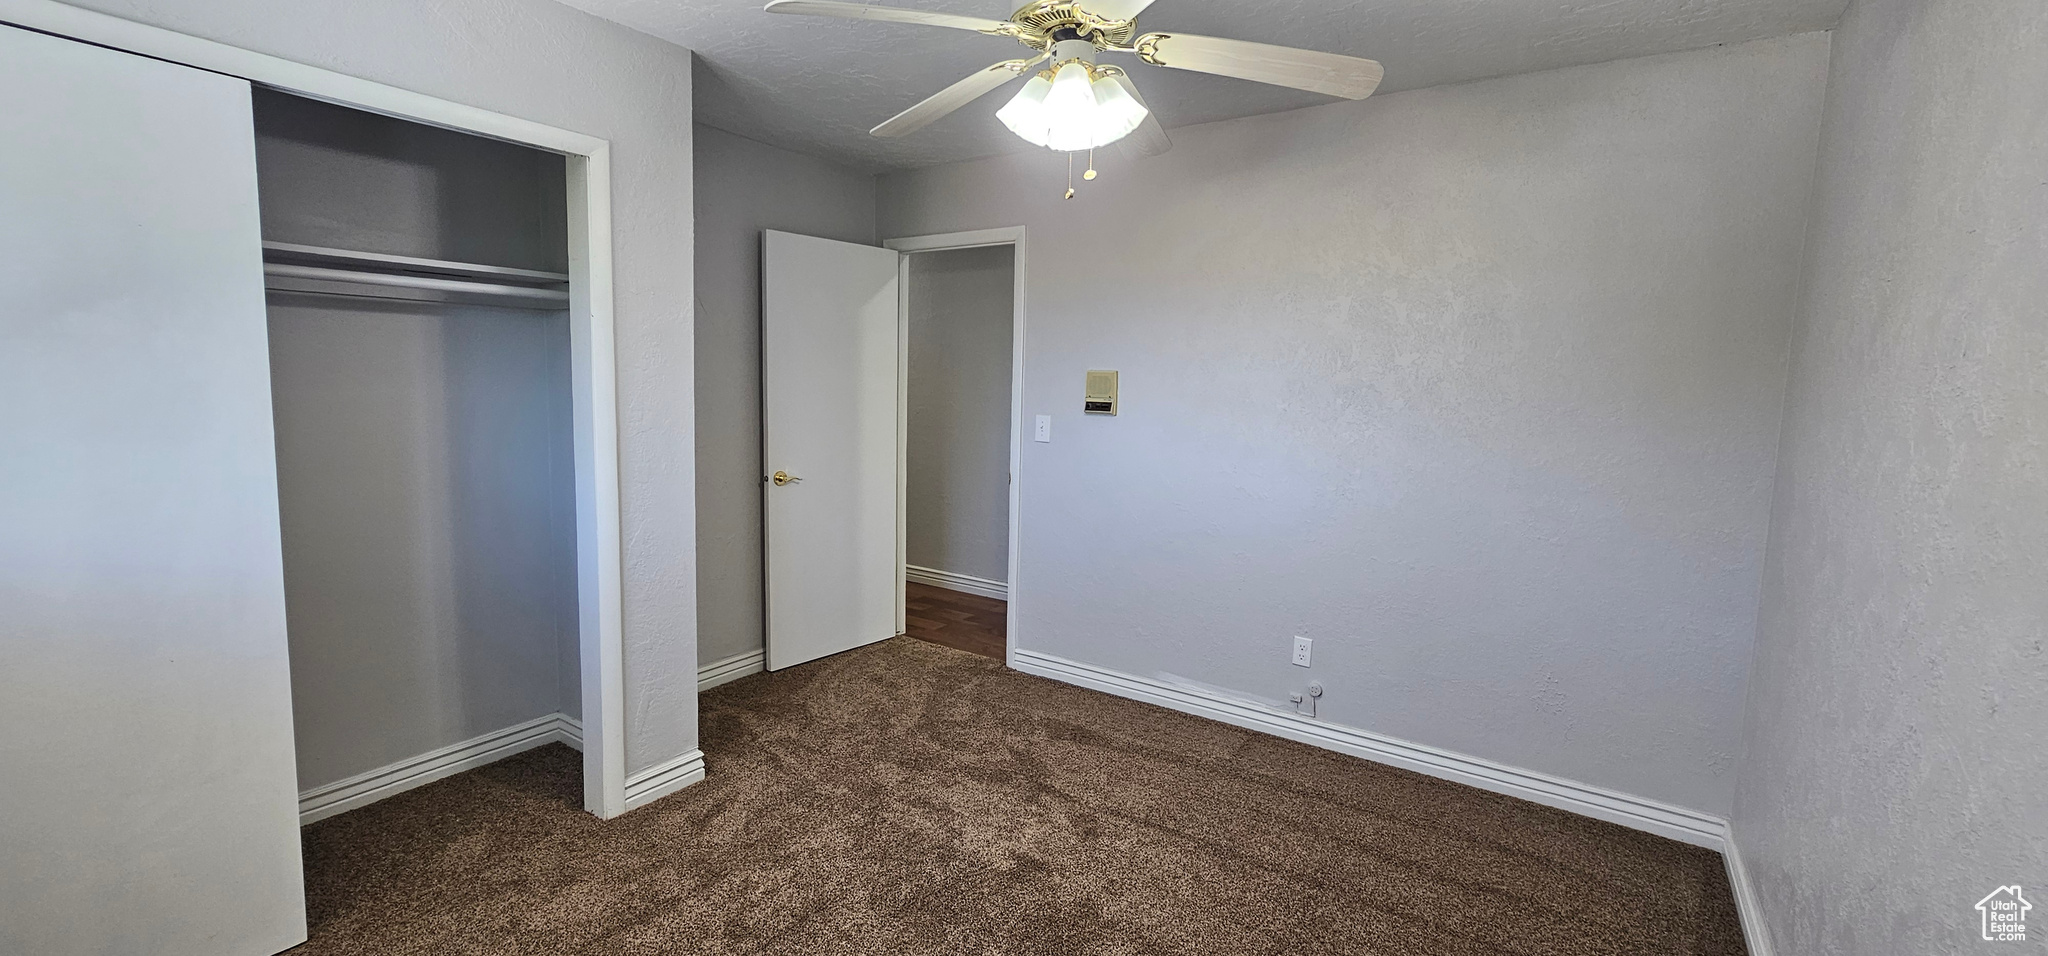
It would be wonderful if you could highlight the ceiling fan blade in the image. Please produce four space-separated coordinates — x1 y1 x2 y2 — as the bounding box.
764 0 1014 35
871 55 1046 138
1131 32 1383 100
1107 72 1170 156
1085 0 1158 20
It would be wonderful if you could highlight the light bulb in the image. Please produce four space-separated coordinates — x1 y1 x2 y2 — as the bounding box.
1041 62 1097 152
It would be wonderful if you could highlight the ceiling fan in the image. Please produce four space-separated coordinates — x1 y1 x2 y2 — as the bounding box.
764 0 1384 186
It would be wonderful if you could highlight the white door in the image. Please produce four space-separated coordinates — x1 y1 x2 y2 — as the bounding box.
0 26 307 956
762 231 902 670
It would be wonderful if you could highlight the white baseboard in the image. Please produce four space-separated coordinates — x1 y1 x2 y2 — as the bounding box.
699 649 765 691
906 564 1008 601
554 713 584 751
1009 648 1730 849
623 749 707 812
1722 826 1776 956
296 707 706 822
297 711 582 825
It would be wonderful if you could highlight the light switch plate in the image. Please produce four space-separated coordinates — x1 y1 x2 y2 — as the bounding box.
1034 414 1052 443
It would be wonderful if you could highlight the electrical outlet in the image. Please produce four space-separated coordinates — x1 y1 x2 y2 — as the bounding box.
1291 636 1312 667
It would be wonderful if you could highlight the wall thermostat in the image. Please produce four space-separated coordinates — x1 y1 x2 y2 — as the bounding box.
1084 369 1118 415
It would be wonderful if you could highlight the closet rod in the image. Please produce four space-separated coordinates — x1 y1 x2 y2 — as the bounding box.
262 241 571 284
263 262 571 305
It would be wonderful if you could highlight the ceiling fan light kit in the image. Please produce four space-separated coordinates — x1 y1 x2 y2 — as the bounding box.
995 54 1148 152
764 0 1386 196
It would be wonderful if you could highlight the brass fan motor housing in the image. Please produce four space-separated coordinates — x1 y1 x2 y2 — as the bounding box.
1003 0 1139 51
1033 59 1129 83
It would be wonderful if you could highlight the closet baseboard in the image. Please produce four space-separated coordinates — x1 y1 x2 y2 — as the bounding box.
298 712 582 825
624 749 707 813
699 649 766 691
906 564 1008 600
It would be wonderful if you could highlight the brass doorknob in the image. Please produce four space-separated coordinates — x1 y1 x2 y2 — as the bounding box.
771 471 801 486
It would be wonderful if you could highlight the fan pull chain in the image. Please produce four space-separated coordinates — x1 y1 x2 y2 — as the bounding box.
1084 148 1098 181
1064 151 1075 200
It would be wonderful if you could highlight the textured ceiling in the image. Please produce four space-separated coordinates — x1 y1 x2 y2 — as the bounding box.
556 0 1846 171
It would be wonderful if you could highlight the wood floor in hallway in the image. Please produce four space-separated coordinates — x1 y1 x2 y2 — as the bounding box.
903 581 1004 661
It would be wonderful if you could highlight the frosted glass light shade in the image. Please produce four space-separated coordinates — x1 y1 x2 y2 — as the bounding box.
996 63 1150 151
1087 74 1148 145
994 74 1054 147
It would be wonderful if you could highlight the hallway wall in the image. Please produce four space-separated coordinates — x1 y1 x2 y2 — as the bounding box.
906 245 1014 586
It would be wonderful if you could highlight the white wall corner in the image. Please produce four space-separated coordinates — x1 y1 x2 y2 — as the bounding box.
905 564 1008 600
573 644 770 813
622 749 707 813
1009 649 1732 849
698 649 766 691
550 713 585 751
1721 825 1776 956
604 651 764 813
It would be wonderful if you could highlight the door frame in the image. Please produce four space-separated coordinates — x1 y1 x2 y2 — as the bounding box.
0 0 634 818
883 227 1027 666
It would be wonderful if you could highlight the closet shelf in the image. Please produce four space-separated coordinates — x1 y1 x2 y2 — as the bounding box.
261 242 570 310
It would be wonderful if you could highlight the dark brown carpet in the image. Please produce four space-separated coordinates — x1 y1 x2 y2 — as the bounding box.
293 637 1746 955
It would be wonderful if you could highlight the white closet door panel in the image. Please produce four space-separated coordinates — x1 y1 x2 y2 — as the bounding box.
0 25 306 956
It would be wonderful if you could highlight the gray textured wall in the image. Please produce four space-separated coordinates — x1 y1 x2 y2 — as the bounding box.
252 88 568 272
906 246 1014 585
694 123 877 665
266 298 578 790
1731 0 2048 951
59 0 704 776
879 34 1830 815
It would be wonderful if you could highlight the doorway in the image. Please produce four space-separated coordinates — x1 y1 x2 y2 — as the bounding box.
888 230 1026 665
758 227 1024 672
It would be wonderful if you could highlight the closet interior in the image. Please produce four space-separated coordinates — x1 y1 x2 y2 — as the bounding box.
252 89 583 821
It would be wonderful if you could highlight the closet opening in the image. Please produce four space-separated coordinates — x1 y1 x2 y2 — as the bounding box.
253 88 588 827
894 240 1020 663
